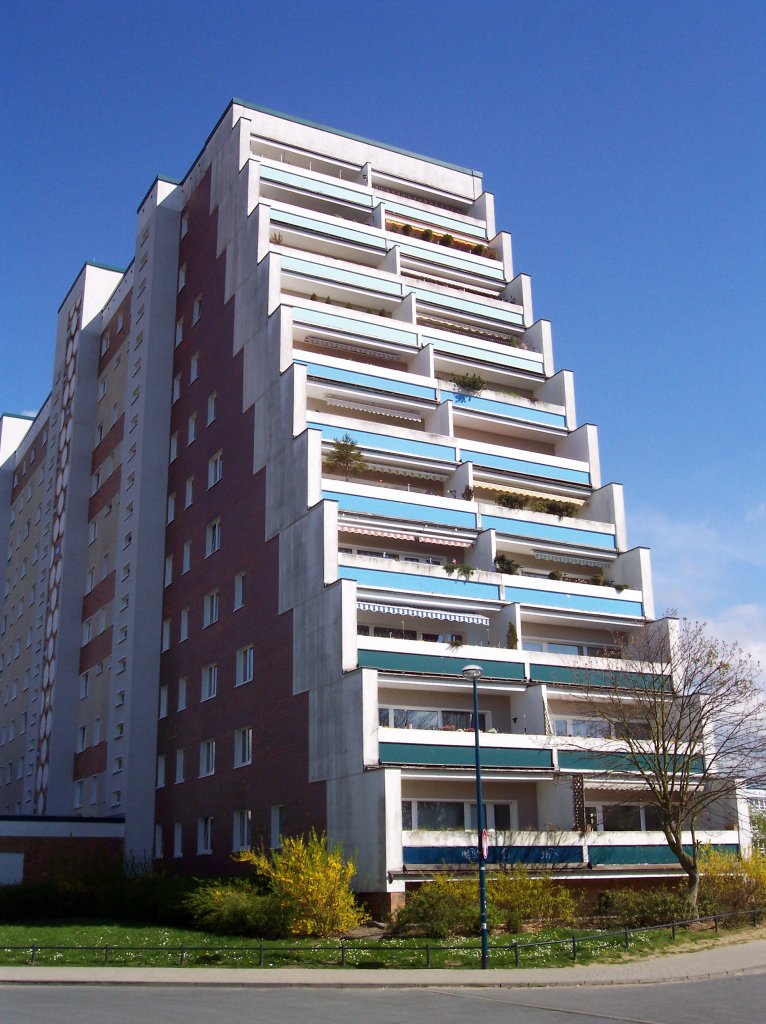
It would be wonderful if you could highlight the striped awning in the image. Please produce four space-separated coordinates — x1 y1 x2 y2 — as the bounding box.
339 525 417 541
373 464 445 481
357 601 489 625
475 481 585 504
418 536 469 548
533 551 608 567
326 398 422 422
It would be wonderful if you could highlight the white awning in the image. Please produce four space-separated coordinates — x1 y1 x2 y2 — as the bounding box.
475 481 585 504
357 601 489 625
339 525 417 541
326 397 422 422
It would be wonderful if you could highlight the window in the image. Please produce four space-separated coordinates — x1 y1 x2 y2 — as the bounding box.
116 311 124 332
180 608 189 641
236 645 254 686
173 822 183 858
177 677 187 711
400 800 517 832
112 790 122 808
234 727 252 768
158 685 168 719
88 519 98 544
177 264 186 291
552 716 611 739
203 590 219 627
92 717 101 745
74 780 84 809
584 803 662 833
180 212 189 238
182 541 191 573
85 567 95 594
175 318 184 347
100 333 110 356
233 810 252 852
115 689 125 707
378 707 487 731
167 493 176 523
112 756 123 774
270 806 283 849
234 572 246 610
205 518 221 555
208 450 223 488
76 725 86 753
156 754 166 788
175 748 185 783
207 392 217 425
184 476 194 508
202 663 218 701
98 379 106 401
199 740 215 778
187 413 197 445
197 816 213 854
161 618 171 651
192 295 202 324
154 824 163 859
164 555 173 587
190 352 199 382
169 433 178 462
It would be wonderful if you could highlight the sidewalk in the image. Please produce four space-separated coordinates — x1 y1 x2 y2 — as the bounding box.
1 937 765 988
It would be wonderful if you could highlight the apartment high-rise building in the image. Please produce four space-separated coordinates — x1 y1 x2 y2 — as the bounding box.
0 102 745 904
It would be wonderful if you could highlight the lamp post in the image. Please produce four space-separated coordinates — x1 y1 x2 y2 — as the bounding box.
462 663 489 970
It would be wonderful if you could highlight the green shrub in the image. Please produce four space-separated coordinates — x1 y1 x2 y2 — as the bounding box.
450 372 486 393
698 846 766 920
185 880 288 937
401 223 413 235
439 233 455 247
594 886 690 927
393 869 577 938
421 228 434 242
490 867 579 926
471 243 486 256
392 874 502 938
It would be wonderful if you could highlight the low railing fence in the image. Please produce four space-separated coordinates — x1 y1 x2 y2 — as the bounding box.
3 905 762 969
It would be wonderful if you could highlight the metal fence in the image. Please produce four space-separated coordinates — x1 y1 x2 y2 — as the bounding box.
2 906 762 969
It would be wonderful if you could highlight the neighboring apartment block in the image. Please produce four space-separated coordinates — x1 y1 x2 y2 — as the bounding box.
0 101 746 903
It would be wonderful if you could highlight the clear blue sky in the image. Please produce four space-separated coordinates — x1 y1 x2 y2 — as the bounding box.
1 0 764 664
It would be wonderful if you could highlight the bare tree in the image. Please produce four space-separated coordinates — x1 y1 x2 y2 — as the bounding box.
579 617 765 910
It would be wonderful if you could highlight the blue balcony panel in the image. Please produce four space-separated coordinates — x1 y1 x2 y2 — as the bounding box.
397 241 505 280
529 664 647 688
358 648 525 681
293 306 419 347
282 255 403 297
324 490 477 529
481 514 616 551
340 564 500 601
413 288 525 327
385 200 488 240
380 742 552 769
271 209 386 250
403 845 583 867
424 333 544 375
301 362 437 401
309 421 456 462
447 393 566 429
558 751 704 773
589 844 737 867
261 164 374 207
460 448 590 486
504 585 643 618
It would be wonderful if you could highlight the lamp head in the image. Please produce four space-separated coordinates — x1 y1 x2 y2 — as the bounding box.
461 664 483 681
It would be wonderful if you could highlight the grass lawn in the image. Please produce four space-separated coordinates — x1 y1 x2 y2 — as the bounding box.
0 919 735 969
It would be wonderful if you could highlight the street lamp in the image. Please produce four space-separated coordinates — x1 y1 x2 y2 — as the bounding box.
461 663 489 970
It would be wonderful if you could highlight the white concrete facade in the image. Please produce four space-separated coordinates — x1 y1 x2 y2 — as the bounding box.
0 101 743 896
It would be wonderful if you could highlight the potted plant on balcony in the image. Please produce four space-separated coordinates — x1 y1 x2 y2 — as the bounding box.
443 561 475 581
494 554 521 576
324 434 369 482
450 372 486 395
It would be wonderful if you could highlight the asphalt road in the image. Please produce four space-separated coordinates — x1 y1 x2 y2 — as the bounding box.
2 974 764 1024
